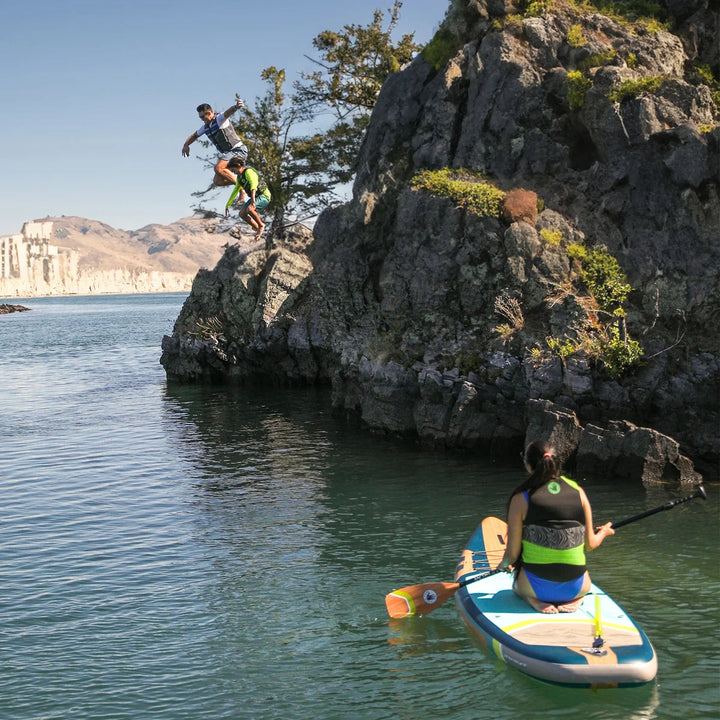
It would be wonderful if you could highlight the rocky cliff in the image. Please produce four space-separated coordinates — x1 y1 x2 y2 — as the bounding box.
161 1 719 481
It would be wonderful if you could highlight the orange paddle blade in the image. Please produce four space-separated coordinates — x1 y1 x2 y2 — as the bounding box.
385 581 460 619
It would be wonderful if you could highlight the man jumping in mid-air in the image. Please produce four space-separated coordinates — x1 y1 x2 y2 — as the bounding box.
181 97 248 187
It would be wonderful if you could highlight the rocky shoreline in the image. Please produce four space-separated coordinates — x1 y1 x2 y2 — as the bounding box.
0 304 30 314
161 1 718 483
160 232 706 485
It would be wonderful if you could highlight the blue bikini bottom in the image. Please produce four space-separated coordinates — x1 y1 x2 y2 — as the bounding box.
523 570 585 603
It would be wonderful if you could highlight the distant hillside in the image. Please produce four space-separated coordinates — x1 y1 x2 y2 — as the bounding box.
48 215 226 274
0 214 234 297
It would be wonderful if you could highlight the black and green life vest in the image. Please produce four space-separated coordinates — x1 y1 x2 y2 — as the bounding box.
521 476 587 582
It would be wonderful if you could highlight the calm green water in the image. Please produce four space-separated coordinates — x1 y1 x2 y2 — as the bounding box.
0 293 717 719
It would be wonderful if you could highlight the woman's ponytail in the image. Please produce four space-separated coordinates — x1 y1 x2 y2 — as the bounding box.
508 440 558 507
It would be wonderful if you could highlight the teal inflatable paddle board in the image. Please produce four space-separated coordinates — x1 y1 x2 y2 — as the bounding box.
455 517 657 688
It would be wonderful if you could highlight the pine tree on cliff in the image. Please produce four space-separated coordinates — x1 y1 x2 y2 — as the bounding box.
193 2 419 239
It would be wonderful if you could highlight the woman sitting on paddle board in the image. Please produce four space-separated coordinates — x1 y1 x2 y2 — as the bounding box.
497 441 614 614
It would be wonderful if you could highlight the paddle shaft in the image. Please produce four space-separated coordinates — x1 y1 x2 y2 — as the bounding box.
457 567 504 589
610 486 706 530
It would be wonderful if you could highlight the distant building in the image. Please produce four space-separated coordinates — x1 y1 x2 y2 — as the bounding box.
0 221 79 296
0 219 195 297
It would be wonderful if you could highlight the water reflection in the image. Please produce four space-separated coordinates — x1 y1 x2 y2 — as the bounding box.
159 382 521 596
159 382 717 720
386 616 469 655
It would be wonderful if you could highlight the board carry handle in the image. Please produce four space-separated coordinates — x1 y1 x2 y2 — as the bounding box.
609 485 707 530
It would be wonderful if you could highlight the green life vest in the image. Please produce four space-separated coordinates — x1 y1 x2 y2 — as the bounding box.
238 167 270 198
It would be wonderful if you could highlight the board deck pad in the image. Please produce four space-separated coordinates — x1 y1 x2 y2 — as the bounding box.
454 517 657 688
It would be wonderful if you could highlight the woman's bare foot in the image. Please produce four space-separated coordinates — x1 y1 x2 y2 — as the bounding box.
527 597 559 614
557 597 584 613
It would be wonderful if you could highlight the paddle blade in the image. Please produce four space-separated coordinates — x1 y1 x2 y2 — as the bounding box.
385 581 460 619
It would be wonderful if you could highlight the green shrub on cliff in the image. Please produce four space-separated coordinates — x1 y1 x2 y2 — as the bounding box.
520 0 667 31
567 244 631 314
598 325 644 376
578 49 617 72
522 0 556 16
608 75 666 103
546 335 577 358
567 24 586 48
548 243 643 377
411 168 506 217
567 1 668 31
540 228 563 245
548 324 643 378
422 28 462 70
567 70 592 110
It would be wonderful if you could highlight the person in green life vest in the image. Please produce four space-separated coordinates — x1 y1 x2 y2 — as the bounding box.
497 440 615 614
224 157 272 240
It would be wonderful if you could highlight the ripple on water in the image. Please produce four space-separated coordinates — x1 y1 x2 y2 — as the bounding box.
1 295 718 719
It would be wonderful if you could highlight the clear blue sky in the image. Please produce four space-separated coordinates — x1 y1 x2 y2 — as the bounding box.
0 0 444 234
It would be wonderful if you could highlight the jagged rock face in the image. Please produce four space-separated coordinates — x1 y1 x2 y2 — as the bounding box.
161 1 719 479
319 2 718 473
161 229 317 383
357 2 719 331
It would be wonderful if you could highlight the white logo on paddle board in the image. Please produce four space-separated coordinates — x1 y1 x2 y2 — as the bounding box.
422 589 439 605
